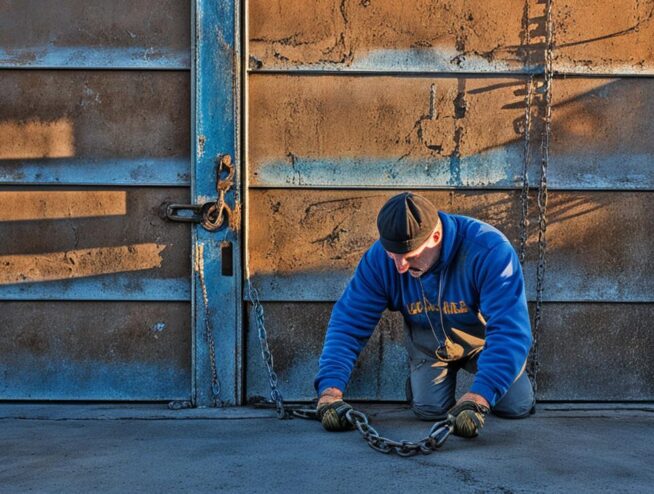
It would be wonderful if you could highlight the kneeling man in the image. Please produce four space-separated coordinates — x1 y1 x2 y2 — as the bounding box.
315 192 535 437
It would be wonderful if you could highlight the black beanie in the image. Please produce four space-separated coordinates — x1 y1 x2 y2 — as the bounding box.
376 192 439 254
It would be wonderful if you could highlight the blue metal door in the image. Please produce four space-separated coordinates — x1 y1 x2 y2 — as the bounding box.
0 1 241 405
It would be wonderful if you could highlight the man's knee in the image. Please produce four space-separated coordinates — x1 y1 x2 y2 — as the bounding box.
411 401 454 421
492 399 535 419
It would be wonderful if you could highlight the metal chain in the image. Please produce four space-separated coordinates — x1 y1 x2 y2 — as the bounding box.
529 0 554 393
248 280 287 418
201 154 234 231
519 75 534 265
195 242 223 407
345 409 453 457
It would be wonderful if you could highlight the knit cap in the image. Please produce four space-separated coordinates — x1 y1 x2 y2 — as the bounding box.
376 192 439 254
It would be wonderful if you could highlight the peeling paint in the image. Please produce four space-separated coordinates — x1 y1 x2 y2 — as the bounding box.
151 322 167 333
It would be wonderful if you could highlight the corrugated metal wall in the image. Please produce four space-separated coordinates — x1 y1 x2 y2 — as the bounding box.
0 1 193 399
1 1 652 404
245 0 654 402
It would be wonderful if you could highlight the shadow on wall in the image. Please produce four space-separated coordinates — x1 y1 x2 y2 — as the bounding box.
0 187 191 285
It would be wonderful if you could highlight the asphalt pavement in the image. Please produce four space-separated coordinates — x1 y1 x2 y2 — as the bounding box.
1 404 652 493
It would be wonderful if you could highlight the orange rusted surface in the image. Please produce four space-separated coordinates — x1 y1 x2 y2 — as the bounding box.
0 187 190 284
249 0 654 73
249 0 528 70
248 189 653 302
249 190 521 279
248 75 530 179
551 78 654 184
0 71 189 159
554 1 654 74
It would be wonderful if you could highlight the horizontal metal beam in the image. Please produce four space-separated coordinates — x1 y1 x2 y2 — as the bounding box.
249 69 654 79
248 155 654 191
245 272 654 304
0 48 190 70
0 276 190 301
0 158 190 186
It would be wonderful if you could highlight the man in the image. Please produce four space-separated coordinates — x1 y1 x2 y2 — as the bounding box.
314 192 534 437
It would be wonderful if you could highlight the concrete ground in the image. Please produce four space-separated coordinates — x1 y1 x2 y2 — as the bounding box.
1 404 652 494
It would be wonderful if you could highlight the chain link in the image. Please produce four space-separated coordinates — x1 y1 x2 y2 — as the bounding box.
519 75 534 265
195 242 223 407
345 409 453 457
529 0 554 393
248 280 287 418
201 154 234 231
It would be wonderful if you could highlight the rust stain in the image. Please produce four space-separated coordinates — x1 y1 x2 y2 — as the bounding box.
0 243 167 284
554 0 654 72
249 0 526 68
249 190 519 277
249 1 654 72
248 75 527 172
0 191 127 221
0 119 75 159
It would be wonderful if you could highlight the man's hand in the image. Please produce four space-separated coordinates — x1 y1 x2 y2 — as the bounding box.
448 393 490 438
316 388 353 431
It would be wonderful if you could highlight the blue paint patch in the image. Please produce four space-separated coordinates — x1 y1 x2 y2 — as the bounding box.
252 149 654 190
152 322 167 332
0 157 190 186
351 48 528 74
0 47 190 70
253 145 526 189
0 276 190 301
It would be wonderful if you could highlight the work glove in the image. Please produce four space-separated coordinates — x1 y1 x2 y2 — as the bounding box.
317 400 354 432
447 400 490 438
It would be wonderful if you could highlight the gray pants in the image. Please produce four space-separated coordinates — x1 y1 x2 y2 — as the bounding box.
407 350 535 421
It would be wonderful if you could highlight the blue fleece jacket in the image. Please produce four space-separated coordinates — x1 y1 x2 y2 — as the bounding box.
314 211 532 407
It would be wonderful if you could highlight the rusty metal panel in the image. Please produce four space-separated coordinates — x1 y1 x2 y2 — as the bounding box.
248 190 653 302
0 301 191 399
249 1 654 74
248 0 530 73
246 302 654 401
536 191 653 303
248 189 519 300
248 74 653 190
550 77 654 189
554 1 654 75
0 186 191 300
249 74 536 188
0 0 190 69
0 71 190 185
538 303 654 400
246 303 407 401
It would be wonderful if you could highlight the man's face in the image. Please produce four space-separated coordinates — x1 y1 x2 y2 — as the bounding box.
385 228 442 278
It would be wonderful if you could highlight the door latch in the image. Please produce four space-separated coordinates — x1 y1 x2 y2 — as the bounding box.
160 154 234 231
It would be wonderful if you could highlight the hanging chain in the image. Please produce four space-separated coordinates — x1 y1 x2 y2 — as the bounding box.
195 242 223 407
519 75 534 265
529 0 554 393
248 280 287 418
